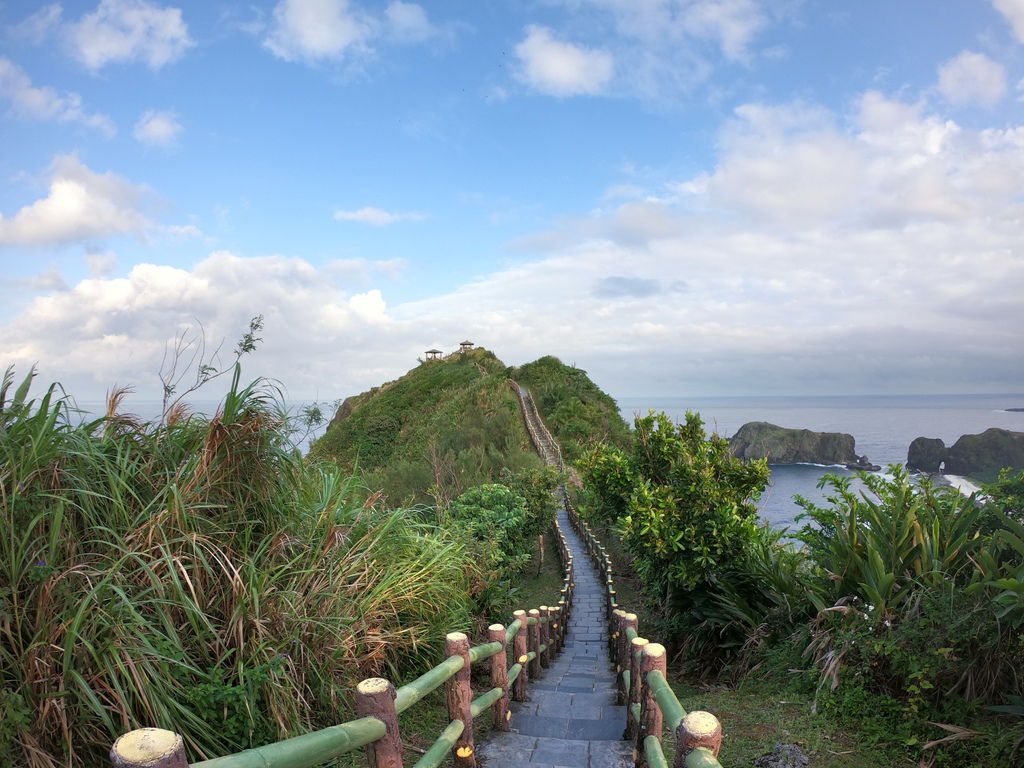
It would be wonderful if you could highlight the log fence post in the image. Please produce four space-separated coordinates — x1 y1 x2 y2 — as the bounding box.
445 632 476 768
551 605 562 652
675 712 723 765
355 678 402 768
539 606 551 668
625 637 649 740
110 729 187 768
527 609 542 678
512 610 529 701
616 613 638 706
610 608 624 659
487 624 511 731
635 643 667 768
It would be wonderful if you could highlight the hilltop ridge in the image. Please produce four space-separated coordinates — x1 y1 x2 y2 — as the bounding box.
311 348 629 504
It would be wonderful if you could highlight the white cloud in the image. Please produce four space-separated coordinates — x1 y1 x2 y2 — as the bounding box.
264 0 372 62
385 1 434 42
678 91 1022 231
0 253 408 400
0 155 152 246
133 109 182 146
937 51 1007 108
992 0 1024 42
509 1 783 102
514 25 614 97
11 4 63 43
163 223 203 239
86 250 118 277
25 265 69 292
679 0 767 60
68 0 193 70
333 206 423 225
0 57 116 136
384 90 1022 395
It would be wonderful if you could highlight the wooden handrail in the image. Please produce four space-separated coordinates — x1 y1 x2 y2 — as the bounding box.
563 494 725 768
111 512 577 768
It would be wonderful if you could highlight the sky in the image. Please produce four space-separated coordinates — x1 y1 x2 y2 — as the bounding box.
1 0 1023 404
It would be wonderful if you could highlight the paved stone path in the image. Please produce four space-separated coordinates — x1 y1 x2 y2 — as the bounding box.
478 503 633 768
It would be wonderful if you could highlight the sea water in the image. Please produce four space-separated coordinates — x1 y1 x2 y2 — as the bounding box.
617 394 1024 531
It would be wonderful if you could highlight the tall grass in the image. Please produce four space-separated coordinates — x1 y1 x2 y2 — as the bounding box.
0 366 478 767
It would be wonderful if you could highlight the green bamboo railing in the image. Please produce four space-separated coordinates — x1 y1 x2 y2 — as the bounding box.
109 514 577 768
511 379 726 767
564 495 726 768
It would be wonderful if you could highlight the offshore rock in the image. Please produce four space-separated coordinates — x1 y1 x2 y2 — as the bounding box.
846 454 881 472
907 436 947 473
946 428 1024 479
907 429 1024 481
729 422 857 465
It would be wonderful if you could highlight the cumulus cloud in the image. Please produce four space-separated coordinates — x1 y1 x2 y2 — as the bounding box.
385 1 436 42
0 57 116 136
937 51 1007 107
133 109 182 146
333 206 423 225
86 250 118 277
10 4 63 43
517 0 779 101
263 0 372 62
678 0 767 60
675 91 1024 231
67 0 193 70
514 25 614 97
992 0 1024 42
0 252 412 399
388 89 1023 395
4 91 1023 399
0 155 152 246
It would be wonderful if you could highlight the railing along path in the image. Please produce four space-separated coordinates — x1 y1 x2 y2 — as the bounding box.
509 380 726 768
110 384 725 768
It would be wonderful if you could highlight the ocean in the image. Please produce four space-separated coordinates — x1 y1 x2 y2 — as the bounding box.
71 392 1024 531
616 394 1024 531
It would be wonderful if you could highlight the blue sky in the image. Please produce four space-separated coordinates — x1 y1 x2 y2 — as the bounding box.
2 0 1023 402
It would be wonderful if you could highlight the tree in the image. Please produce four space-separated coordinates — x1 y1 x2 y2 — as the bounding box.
580 411 769 596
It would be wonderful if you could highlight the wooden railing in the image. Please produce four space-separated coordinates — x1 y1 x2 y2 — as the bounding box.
509 379 563 471
510 381 726 767
564 496 726 768
109 520 577 768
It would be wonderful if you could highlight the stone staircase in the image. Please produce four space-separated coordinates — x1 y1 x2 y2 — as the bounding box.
478 504 633 768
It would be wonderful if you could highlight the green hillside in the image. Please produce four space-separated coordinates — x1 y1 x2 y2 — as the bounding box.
514 355 631 462
311 348 629 503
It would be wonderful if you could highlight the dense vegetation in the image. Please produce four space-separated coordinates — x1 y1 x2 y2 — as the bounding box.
312 347 540 506
312 349 629 502
2 343 612 766
513 355 631 462
579 409 1024 766
0 366 493 767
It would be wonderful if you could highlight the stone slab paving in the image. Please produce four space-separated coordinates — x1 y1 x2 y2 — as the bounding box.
478 503 634 768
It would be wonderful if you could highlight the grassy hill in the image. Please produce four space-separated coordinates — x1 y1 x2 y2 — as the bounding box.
311 348 629 504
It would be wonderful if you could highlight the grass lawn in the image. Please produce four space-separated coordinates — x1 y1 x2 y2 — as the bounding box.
664 677 887 768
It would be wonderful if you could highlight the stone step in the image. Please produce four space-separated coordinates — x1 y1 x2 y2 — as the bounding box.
478 733 634 768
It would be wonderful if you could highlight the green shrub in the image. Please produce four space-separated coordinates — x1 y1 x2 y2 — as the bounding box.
0 367 479 767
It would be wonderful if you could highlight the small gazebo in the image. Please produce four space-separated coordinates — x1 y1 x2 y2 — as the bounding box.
425 348 442 360
459 340 474 353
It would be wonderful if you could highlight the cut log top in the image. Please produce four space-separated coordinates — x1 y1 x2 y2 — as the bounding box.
644 643 666 658
357 678 392 694
681 711 718 736
110 729 184 767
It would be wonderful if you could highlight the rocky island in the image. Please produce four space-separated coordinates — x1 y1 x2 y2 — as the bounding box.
907 428 1024 481
729 421 880 470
